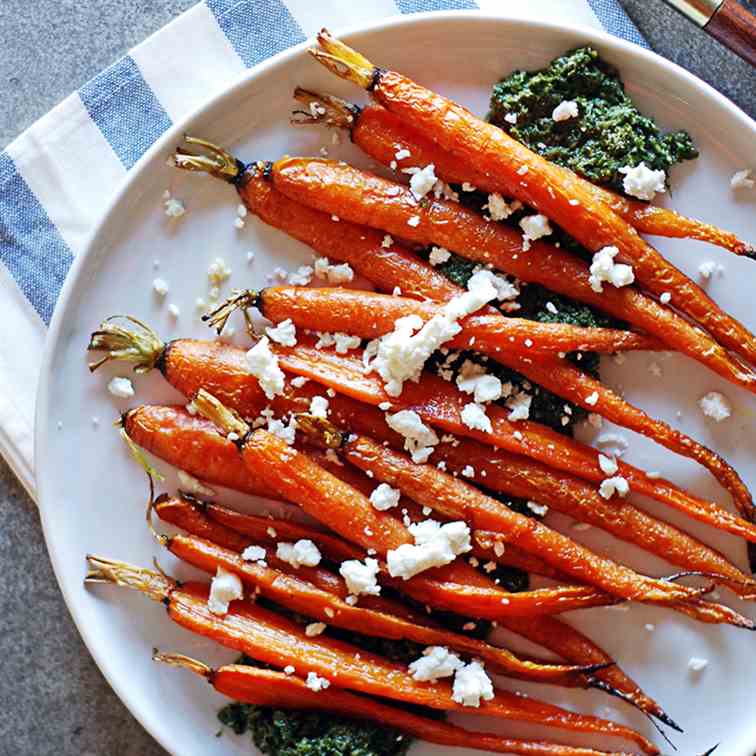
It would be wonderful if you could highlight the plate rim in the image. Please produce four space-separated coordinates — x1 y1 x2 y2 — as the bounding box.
34 10 756 756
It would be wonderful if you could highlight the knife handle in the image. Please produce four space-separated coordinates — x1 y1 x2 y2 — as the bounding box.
706 0 756 66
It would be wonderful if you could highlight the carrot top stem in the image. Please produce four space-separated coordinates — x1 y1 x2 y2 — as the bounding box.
87 315 164 373
152 651 213 680
203 289 260 336
192 389 250 439
309 30 376 90
292 88 360 130
84 555 173 603
171 135 244 183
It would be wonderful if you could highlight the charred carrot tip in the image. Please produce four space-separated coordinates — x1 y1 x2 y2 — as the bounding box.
294 413 347 449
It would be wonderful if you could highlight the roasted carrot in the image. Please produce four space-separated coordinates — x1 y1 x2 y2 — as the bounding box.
293 89 752 258
309 31 756 368
93 323 756 544
171 140 756 395
155 655 636 756
239 284 751 512
164 529 603 683
85 556 658 754
251 285 660 355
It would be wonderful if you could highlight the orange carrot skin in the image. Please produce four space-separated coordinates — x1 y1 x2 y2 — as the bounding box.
259 286 660 354
270 157 756 394
353 103 748 255
259 285 750 511
213 666 635 756
169 581 657 754
368 70 756 367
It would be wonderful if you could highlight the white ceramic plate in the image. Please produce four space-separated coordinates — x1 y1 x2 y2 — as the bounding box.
36 11 756 756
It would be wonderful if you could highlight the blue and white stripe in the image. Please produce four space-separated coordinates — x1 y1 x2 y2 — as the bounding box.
0 0 645 497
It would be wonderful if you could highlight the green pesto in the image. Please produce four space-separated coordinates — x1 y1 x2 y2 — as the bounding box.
488 46 698 194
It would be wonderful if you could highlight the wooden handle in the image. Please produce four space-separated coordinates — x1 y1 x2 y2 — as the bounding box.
706 0 756 66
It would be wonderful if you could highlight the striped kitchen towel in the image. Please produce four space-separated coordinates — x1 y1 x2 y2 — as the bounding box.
0 0 647 499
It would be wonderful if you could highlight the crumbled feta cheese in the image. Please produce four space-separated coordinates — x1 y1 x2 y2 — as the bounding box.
506 391 532 421
517 165 529 176
313 256 354 284
395 148 411 161
315 331 362 354
288 265 313 286
452 660 494 707
276 539 322 568
730 169 754 190
382 234 394 248
163 194 186 218
504 112 517 124
369 483 401 511
660 292 671 305
284 665 295 675
265 318 297 347
599 476 630 499
290 376 308 388
519 214 552 250
461 402 493 433
409 646 464 682
461 182 476 192
596 432 629 456
386 410 439 462
619 162 666 201
688 657 709 673
456 362 503 404
387 520 471 580
598 454 618 476
246 336 285 399
461 465 475 478
485 193 515 221
241 545 266 562
645 623 655 632
339 558 381 596
167 303 180 319
305 622 327 637
429 246 452 266
305 672 330 692
208 258 232 287
234 217 245 229
152 278 169 297
589 246 635 293
552 100 579 122
698 391 731 422
177 470 216 497
409 163 438 199
584 391 599 407
407 215 421 228
265 415 297 445
526 500 548 516
107 376 135 399
208 567 243 615
309 396 329 419
648 361 662 377
698 261 718 280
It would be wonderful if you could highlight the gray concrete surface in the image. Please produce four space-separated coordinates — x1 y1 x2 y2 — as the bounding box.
0 2 753 754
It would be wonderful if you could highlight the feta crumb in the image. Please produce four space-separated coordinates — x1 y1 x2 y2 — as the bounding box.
163 194 186 218
177 470 216 497
381 235 394 249
266 415 298 445
107 376 135 399
688 657 708 673
698 261 718 280
589 246 635 293
208 567 243 615
596 432 629 455
339 558 381 596
284 665 295 675
517 165 529 176
276 539 322 568
456 364 503 404
207 258 232 287
598 453 618 476
506 391 532 421
552 100 579 122
387 520 471 580
452 660 494 707
313 256 354 284
619 162 666 201
305 672 330 692
645 623 655 632
526 500 548 516
369 483 401 511
309 396 329 419
730 169 754 190
698 391 731 422
167 303 180 319
660 292 671 305
152 278 169 297
599 476 630 499
429 246 452 266
461 465 475 478
288 265 313 286
407 215 421 228
305 622 327 637
409 646 463 682
267 527 277 538
485 193 515 221
648 361 662 377
290 376 308 388
266 318 297 347
461 402 493 433
504 112 517 124
234 217 245 229
241 545 266 562
246 337 285 399
409 164 438 199
395 148 411 161
315 331 362 354
519 214 552 250
386 410 439 463
584 391 599 407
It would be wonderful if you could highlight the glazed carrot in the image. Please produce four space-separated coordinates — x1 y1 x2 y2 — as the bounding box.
294 89 752 257
171 140 756 394
309 31 756 368
155 656 635 756
252 285 661 355
85 557 658 755
165 530 601 682
193 391 706 609
241 284 750 511
91 324 756 544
